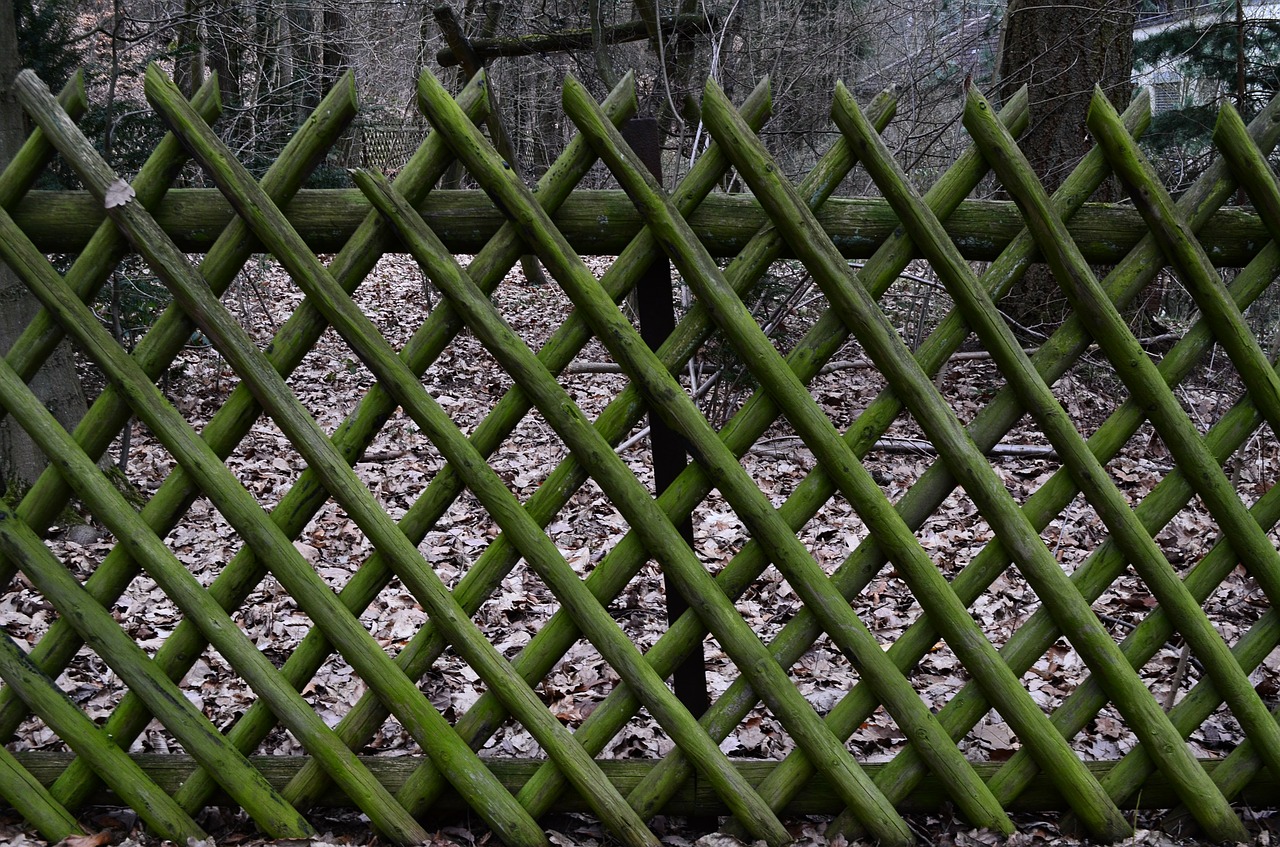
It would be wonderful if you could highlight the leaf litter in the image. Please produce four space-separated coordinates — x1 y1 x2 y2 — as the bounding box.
5 253 1279 844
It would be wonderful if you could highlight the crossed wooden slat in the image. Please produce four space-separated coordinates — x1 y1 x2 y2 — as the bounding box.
0 59 1277 847
0 74 542 841
5 63 793 844
585 81 1280 844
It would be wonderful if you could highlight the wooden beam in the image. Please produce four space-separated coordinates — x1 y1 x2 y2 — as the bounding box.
435 13 716 66
8 753 1276 815
10 188 1268 263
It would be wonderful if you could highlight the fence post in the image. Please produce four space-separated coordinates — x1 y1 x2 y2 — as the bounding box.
623 117 709 719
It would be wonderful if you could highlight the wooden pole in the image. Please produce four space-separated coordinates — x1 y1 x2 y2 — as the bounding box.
623 116 709 721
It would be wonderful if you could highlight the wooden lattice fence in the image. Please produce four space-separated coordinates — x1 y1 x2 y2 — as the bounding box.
0 62 1279 845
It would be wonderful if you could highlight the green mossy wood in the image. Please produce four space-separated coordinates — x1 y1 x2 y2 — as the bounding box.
0 57 1277 847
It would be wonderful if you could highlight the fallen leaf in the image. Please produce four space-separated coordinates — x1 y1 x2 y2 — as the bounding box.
57 834 111 847
104 179 136 208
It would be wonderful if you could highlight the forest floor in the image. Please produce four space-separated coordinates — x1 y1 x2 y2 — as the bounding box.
3 253 1279 846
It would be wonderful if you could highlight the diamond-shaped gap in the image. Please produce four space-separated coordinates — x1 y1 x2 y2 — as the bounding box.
847 702 905 764
1199 553 1273 647
1188 701 1247 758
741 423 821 520
262 260 428 440
420 327 511 438
796 489 865 581
600 703 673 759
419 483 502 596
683 484 793 641
999 454 1063 515
358 405 447 520
1088 564 1154 657
350 254 435 353
161 495 239 589
233 567 309 662
535 467 622 575
961 704 1023 765
360 572 429 653
689 258 843 430
691 482 748 568
237 257 308 345
484 405 571 507
12 709 64 753
1078 703 1139 760
868 402 938 485
218 419 309 513
539 637 618 735
1036 489 1106 579
612 558 684 651
297 645 375 741
805 333 894 435
932 348 1008 432
882 258 963 349
1049 360 1129 441
360 712 415 754
1080 401 1172 520
610 414 656 486
162 329 243 428
910 635 966 713
790 636 865 720
1229 429 1280 509
1019 635 1085 724
853 547 919 644
177 648 242 752
974 561 1046 662
45 642 126 749
1171 362 1244 438
496 259 587 352
483 714 548 759
560 359 630 439
462 509 558 642
1151 493 1225 572
419 634 494 731
1133 624 1199 716
117 411 179 499
915 474 994 581
712 695 798 761
288 323 382 434
222 255 286 345
293 499 373 593
749 260 830 357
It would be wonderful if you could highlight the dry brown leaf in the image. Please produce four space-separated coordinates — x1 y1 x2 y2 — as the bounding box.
56 833 112 847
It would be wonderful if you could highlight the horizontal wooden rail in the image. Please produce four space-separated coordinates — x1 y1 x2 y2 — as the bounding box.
11 753 1279 815
10 188 1270 262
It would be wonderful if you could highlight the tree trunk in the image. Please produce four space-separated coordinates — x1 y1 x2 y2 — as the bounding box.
207 0 246 147
0 0 88 495
653 0 704 137
173 0 207 99
287 0 321 116
997 0 1135 332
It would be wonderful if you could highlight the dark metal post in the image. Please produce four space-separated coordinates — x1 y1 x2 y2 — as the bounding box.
622 117 709 718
